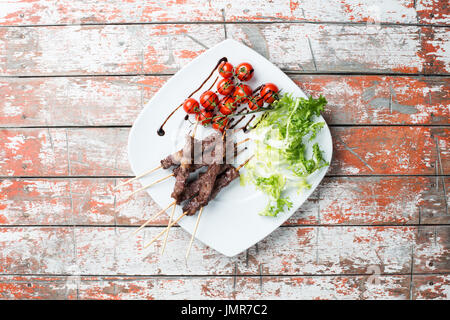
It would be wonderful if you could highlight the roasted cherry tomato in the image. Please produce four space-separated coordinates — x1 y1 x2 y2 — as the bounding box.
218 96 237 115
248 95 264 111
182 98 200 114
195 109 213 125
260 83 279 104
212 116 229 132
235 62 254 81
217 78 235 96
233 84 252 104
218 61 234 78
199 91 219 111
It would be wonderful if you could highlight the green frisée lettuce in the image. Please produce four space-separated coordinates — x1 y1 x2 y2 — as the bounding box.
241 93 329 217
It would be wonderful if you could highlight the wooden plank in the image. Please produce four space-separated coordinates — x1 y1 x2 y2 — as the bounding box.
417 0 450 25
414 226 450 273
78 275 411 300
0 24 224 76
0 275 410 300
0 127 447 176
0 76 164 127
227 24 449 74
1 75 448 127
0 128 69 176
1 24 449 76
0 226 416 275
1 0 447 26
330 126 448 175
295 75 450 125
412 274 450 300
0 176 447 226
0 276 75 299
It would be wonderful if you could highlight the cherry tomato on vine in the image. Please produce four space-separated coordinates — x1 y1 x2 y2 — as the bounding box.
248 95 264 111
233 84 252 104
260 83 279 104
218 96 237 115
182 98 200 114
218 61 234 78
195 109 213 125
217 78 235 96
212 116 229 132
199 91 219 111
235 62 254 81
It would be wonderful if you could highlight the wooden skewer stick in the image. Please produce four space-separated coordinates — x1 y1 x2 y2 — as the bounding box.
132 200 176 236
114 123 199 192
113 165 162 190
235 137 250 146
143 156 255 249
144 211 188 249
191 121 199 138
127 173 174 198
185 206 204 260
126 138 249 198
236 155 254 171
161 203 176 255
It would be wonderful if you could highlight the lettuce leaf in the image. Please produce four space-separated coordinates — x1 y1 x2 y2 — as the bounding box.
241 93 329 217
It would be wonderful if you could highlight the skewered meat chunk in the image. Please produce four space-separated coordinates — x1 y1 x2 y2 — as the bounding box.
171 136 236 203
177 164 233 204
172 163 204 177
160 134 218 169
182 165 240 215
182 163 222 215
209 166 240 200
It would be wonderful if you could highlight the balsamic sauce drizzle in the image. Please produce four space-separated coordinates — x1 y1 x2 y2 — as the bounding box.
242 115 256 133
157 57 228 136
228 85 264 130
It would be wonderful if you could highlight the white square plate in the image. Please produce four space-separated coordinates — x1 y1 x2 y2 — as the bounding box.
128 39 332 257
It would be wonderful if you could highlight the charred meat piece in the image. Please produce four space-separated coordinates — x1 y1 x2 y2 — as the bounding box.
170 134 201 202
171 138 237 203
177 164 232 204
160 134 218 169
171 165 190 202
182 163 222 215
182 165 240 216
172 163 204 177
209 165 240 200
161 136 194 169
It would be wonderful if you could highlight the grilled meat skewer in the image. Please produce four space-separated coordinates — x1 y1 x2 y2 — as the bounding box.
160 134 218 169
182 165 240 215
182 163 222 215
171 137 236 203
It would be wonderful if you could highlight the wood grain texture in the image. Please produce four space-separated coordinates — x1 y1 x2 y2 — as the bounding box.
416 0 450 25
0 176 448 226
0 226 427 275
0 75 448 127
0 24 224 76
296 75 450 125
414 226 450 273
0 275 411 300
0 127 447 177
412 274 450 300
0 0 448 26
1 24 449 76
227 24 449 74
0 1 448 300
0 276 76 299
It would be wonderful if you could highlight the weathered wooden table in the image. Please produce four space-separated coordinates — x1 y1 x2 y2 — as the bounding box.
0 1 448 300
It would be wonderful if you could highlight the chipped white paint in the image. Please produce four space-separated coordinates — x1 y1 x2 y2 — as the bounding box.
0 226 418 275
0 0 431 25
5 135 25 151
